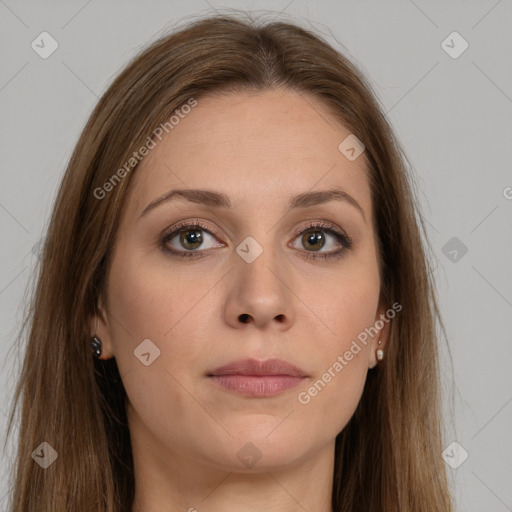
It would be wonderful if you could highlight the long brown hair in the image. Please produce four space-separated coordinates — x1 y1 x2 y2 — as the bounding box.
6 12 453 511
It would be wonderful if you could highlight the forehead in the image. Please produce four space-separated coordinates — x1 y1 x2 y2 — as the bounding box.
126 88 372 220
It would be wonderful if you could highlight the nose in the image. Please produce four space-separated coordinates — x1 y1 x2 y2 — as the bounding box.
224 245 296 331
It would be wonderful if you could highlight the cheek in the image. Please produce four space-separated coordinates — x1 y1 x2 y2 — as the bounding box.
306 263 380 354
104 251 222 436
104 257 209 443
293 268 378 428
107 253 215 354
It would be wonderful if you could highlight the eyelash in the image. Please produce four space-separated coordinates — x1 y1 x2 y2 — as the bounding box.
160 219 354 261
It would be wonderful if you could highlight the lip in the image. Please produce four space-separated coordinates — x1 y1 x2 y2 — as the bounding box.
207 358 308 398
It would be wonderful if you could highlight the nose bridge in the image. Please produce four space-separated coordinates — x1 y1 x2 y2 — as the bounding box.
228 231 293 328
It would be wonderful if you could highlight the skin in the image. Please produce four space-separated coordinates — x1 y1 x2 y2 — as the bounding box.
91 87 390 512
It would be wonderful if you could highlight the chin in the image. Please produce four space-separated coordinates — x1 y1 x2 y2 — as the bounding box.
208 426 315 472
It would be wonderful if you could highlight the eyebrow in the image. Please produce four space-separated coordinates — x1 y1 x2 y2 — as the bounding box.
139 187 366 223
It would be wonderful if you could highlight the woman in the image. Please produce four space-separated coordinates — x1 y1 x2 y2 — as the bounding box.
6 12 453 511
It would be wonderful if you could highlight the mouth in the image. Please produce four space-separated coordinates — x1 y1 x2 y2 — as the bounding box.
207 358 308 398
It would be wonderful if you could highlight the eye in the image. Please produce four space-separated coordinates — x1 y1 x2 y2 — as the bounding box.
289 221 353 261
160 220 223 259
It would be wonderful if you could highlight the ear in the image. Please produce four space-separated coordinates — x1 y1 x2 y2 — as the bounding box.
367 301 392 369
89 294 115 360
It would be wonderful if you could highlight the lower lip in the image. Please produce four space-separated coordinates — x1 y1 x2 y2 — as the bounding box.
209 375 306 397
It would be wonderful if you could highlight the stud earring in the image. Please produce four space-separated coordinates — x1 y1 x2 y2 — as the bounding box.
376 339 384 361
91 335 102 359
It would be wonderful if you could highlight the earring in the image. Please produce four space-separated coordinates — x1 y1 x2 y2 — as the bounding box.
376 339 384 361
91 335 102 359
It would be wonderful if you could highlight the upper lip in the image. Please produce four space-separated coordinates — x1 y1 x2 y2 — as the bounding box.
208 358 308 377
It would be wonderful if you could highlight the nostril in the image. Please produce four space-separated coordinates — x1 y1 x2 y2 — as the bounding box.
239 314 251 323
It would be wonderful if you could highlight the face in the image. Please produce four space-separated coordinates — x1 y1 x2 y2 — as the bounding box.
92 88 389 475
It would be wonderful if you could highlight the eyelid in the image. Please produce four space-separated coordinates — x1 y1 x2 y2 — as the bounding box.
289 219 349 241
163 218 348 241
161 218 224 243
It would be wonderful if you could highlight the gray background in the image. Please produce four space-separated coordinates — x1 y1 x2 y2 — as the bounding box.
1 0 511 510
